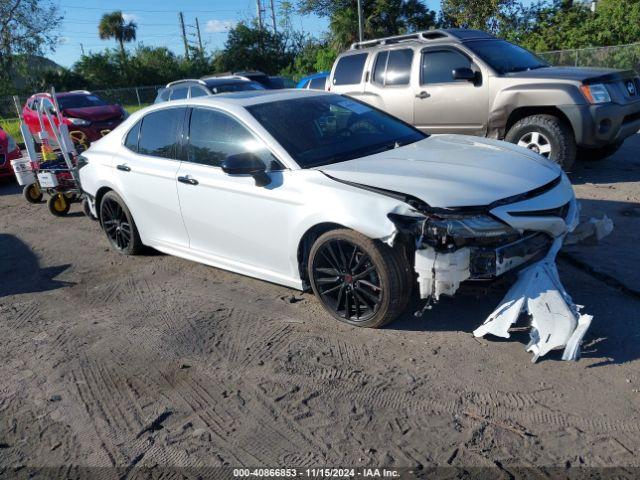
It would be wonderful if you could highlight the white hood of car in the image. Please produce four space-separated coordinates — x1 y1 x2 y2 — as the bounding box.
318 135 561 208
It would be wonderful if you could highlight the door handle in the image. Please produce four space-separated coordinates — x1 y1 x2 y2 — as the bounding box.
116 164 131 172
415 91 430 99
178 175 199 186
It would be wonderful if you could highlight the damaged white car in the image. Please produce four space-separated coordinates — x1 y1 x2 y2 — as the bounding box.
79 90 590 361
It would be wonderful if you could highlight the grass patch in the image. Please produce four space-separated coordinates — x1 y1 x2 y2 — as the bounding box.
0 104 150 143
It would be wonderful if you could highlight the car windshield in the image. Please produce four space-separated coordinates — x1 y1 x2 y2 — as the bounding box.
210 81 265 94
57 94 108 109
246 95 426 168
465 39 548 74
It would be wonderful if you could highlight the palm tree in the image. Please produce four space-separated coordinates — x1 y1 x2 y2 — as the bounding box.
98 11 137 57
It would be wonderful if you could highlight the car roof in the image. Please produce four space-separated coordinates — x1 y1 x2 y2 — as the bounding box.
202 76 252 87
153 88 329 109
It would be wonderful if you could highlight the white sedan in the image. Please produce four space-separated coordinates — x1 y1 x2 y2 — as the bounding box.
79 90 586 358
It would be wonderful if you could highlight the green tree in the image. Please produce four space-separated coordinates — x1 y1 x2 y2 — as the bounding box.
440 0 519 33
0 0 62 94
98 11 137 58
299 0 436 50
213 22 294 74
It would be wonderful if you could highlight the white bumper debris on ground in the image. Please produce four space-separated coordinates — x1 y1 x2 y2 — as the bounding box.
473 238 593 362
564 215 614 246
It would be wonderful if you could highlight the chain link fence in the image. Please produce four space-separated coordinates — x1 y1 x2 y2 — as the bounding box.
539 42 640 73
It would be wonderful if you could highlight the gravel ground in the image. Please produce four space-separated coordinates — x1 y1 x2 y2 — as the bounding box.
0 138 639 479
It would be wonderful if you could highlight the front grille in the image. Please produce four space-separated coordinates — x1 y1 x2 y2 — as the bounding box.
508 202 570 219
470 232 552 278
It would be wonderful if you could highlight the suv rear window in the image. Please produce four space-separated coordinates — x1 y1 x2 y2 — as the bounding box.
332 53 368 86
372 49 413 86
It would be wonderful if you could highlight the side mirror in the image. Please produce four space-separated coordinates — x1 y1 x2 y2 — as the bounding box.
221 152 271 187
452 67 476 81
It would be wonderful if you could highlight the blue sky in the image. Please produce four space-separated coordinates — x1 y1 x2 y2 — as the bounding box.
50 0 444 67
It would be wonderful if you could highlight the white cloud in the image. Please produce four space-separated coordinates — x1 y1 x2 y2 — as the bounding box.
205 19 236 33
122 13 138 24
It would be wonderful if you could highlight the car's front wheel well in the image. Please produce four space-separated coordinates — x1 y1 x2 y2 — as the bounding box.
297 222 347 288
505 106 573 137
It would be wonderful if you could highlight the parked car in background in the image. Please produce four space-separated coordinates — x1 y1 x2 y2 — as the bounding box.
23 91 127 143
297 72 329 90
214 71 295 89
154 76 265 103
0 127 21 180
80 89 577 329
328 28 640 169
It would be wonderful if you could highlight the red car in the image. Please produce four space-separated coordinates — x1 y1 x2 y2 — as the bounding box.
0 127 22 180
23 90 127 144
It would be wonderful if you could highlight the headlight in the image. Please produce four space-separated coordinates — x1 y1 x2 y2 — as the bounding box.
67 117 91 126
580 83 611 104
6 135 17 152
423 213 518 248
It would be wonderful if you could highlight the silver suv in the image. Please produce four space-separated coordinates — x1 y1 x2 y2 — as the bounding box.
328 29 640 169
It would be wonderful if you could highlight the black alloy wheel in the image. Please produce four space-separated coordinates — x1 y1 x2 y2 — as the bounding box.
99 191 142 255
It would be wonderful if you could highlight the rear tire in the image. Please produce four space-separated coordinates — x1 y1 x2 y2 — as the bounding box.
578 142 623 161
505 114 577 170
23 183 43 203
307 228 411 328
99 191 143 255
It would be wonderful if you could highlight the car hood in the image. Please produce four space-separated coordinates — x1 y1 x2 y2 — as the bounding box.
62 104 123 121
317 135 561 208
505 66 636 83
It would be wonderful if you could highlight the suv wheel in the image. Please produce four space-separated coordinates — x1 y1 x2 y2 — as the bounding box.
307 229 411 328
505 114 577 170
99 191 143 255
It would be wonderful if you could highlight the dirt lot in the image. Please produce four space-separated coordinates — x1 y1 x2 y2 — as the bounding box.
1 137 639 479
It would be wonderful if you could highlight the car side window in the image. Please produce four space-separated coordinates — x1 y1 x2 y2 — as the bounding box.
372 49 413 86
124 121 141 153
332 53 368 86
189 86 208 98
187 108 277 169
138 108 185 159
170 86 189 100
421 49 472 85
309 77 326 90
155 88 170 104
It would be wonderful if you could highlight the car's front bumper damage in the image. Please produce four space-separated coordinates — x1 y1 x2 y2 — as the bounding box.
391 174 594 362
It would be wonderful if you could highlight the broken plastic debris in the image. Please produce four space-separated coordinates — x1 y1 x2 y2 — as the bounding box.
473 238 592 362
564 215 614 246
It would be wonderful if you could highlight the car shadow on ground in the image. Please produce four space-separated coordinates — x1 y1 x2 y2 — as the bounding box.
0 181 20 196
0 234 72 298
569 134 640 185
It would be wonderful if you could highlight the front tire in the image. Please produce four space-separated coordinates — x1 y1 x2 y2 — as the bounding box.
307 229 411 328
99 191 143 255
505 114 577 170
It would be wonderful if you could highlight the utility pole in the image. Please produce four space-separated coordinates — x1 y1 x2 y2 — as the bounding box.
270 0 277 33
195 17 204 55
256 0 263 29
80 43 85 56
356 0 364 43
179 12 190 60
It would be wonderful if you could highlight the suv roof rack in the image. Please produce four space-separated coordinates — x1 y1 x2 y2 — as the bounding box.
166 78 206 88
349 28 494 50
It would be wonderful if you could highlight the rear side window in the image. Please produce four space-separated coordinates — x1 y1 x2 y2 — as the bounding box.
421 50 471 85
189 86 208 98
124 121 141 152
372 49 413 86
170 86 189 100
187 108 274 168
138 108 185 159
154 88 170 104
332 53 367 86
309 77 326 90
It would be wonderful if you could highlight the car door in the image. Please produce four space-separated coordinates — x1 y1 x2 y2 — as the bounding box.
413 47 490 135
175 106 299 279
115 107 190 248
363 48 415 123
